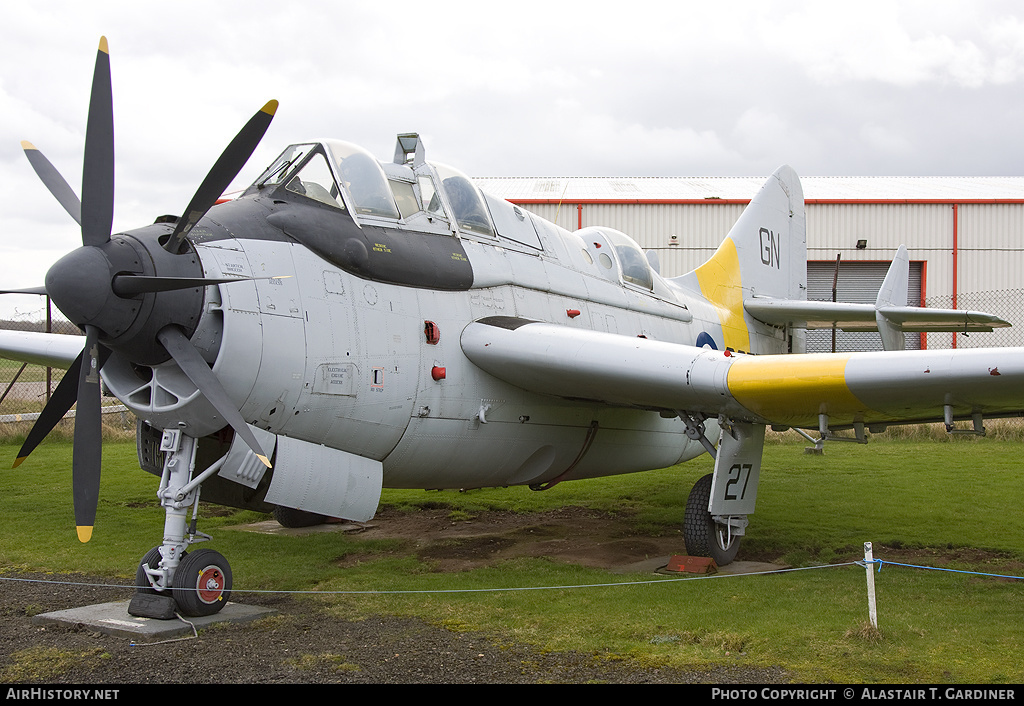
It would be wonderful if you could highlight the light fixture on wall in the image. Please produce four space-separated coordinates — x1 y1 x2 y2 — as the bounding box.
856 239 868 249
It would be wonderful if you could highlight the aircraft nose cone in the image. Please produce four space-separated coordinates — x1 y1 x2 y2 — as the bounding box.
45 246 116 327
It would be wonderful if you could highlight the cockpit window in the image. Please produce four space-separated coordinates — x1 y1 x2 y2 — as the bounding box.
326 141 401 219
255 143 314 187
418 175 446 219
389 180 420 219
284 151 346 211
433 163 495 237
603 229 654 290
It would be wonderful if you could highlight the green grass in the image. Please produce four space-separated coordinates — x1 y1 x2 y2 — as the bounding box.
1 435 1022 683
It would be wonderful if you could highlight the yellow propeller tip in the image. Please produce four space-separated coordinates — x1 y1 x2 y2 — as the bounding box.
20 141 36 151
77 526 93 543
258 454 272 469
262 100 279 116
12 457 26 469
98 37 109 54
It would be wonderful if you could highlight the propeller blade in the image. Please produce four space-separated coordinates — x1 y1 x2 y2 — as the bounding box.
81 37 114 248
165 100 278 254
156 326 271 468
72 325 104 542
21 142 82 225
111 274 290 297
0 286 48 295
12 343 109 469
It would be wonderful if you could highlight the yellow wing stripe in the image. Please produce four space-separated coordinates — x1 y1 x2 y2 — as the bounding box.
693 237 751 353
727 354 868 426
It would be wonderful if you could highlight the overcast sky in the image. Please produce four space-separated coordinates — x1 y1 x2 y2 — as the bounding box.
3 0 1024 318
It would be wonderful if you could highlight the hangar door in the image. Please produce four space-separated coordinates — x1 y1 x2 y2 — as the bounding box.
806 260 923 352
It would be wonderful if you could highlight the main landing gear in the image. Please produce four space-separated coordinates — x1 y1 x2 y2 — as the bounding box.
130 430 233 618
683 473 741 566
679 414 764 567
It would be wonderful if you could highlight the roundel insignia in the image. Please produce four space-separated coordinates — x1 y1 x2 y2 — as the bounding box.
696 332 718 350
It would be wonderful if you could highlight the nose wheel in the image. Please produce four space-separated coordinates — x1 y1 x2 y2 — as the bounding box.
171 549 233 616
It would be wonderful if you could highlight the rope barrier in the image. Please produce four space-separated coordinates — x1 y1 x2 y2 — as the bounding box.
0 560 865 596
0 554 1019 597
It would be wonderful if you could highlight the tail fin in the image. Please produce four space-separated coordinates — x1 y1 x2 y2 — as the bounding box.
675 165 807 354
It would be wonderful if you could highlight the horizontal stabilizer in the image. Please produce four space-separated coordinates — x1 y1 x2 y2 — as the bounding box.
743 298 1010 333
744 245 1009 351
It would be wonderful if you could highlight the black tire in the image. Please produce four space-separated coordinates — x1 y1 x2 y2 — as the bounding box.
134 546 164 595
273 504 327 528
171 548 232 616
683 473 740 566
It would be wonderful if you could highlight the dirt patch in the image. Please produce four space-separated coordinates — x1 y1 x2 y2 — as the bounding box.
0 572 791 684
340 505 689 573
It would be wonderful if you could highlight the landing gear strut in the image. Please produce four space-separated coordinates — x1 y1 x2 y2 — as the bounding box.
131 430 232 618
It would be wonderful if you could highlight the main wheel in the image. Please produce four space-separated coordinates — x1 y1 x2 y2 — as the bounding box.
171 548 232 616
683 473 741 566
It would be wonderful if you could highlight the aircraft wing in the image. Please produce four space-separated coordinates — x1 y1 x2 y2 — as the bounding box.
744 298 1011 332
0 330 83 369
461 316 1024 430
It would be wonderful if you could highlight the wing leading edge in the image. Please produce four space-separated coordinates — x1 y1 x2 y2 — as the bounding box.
460 317 1024 430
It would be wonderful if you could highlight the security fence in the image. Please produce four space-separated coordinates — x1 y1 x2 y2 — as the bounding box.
924 289 1024 350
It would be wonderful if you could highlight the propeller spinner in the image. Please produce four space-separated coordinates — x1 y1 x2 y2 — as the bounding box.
11 36 277 541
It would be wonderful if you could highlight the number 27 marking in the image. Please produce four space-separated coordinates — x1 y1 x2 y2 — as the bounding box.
725 463 752 500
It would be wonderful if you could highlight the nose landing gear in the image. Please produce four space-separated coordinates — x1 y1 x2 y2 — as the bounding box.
130 430 234 618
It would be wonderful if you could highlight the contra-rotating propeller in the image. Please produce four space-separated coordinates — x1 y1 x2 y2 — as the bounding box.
10 36 277 542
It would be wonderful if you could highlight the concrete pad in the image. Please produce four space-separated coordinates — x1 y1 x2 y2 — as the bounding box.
32 601 277 643
643 557 789 577
717 560 791 576
222 519 372 537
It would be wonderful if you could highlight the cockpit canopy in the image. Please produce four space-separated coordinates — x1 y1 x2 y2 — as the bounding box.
253 138 507 241
253 140 404 219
